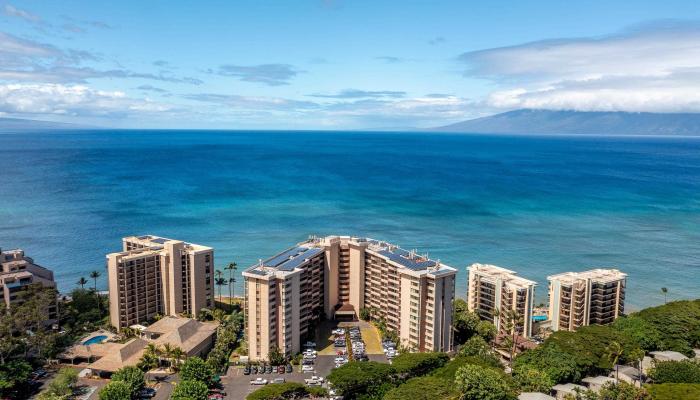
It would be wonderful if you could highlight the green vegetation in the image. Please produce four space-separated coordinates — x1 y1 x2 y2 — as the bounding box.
327 361 396 399
432 355 502 381
648 360 700 384
513 324 641 384
390 352 449 379
37 368 78 400
171 380 209 400
647 383 700 400
180 356 215 386
632 300 700 356
110 366 145 398
513 366 554 393
206 308 243 372
98 381 132 400
563 381 650 399
246 382 328 400
455 364 515 400
382 376 459 400
452 299 483 345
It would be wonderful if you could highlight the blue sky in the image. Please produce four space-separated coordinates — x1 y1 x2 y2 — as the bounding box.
1 0 700 129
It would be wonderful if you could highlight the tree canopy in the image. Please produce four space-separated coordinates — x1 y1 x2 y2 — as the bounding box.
111 366 145 398
180 356 215 386
454 364 514 400
171 380 209 400
326 361 395 399
648 360 700 384
390 352 449 379
382 376 459 400
98 381 132 400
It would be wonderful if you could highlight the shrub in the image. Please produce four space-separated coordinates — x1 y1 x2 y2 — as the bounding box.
460 335 497 361
648 360 700 384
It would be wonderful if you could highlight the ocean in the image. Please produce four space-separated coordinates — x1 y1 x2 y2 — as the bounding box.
1 130 699 310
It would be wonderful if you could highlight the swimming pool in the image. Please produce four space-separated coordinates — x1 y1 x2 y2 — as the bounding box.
532 315 548 322
83 335 107 345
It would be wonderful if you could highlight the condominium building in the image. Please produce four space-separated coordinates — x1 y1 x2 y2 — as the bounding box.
243 235 457 361
467 263 536 338
547 268 626 332
0 248 57 319
107 235 214 330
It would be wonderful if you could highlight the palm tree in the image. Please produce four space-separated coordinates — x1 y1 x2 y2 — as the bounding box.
607 341 624 381
170 347 186 371
499 309 523 369
90 270 102 314
215 277 226 305
629 348 645 386
661 287 668 304
89 270 101 291
160 343 174 371
77 277 88 289
225 262 237 303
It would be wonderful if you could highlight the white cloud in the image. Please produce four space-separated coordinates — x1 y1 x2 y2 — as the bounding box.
3 4 41 23
0 83 175 117
460 21 700 113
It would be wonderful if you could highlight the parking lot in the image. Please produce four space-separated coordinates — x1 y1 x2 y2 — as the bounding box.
223 321 390 400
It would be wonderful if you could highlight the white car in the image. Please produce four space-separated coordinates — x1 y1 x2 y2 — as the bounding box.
332 328 345 335
250 378 268 385
302 365 314 372
334 356 347 363
311 376 325 383
305 377 322 386
304 341 316 348
304 349 317 356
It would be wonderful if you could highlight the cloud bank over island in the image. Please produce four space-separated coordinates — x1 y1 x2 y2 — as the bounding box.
0 1 699 129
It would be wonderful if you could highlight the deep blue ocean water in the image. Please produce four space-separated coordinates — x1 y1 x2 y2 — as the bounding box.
1 130 699 309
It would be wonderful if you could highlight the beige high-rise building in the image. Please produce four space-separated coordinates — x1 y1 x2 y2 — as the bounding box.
107 235 214 330
0 248 57 320
547 268 626 332
467 263 536 338
243 236 457 361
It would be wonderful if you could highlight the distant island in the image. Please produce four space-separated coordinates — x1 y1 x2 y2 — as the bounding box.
433 109 700 136
0 117 89 131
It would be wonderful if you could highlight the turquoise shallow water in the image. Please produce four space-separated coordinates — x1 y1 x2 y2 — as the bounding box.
1 130 699 309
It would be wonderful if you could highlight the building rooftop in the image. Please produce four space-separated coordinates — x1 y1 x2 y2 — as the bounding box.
244 235 456 277
518 393 555 400
469 263 537 288
548 268 627 284
144 316 218 356
126 234 212 251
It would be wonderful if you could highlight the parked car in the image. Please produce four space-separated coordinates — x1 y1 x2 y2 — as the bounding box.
273 378 286 384
251 365 258 374
138 388 156 398
208 394 224 400
304 341 316 348
302 365 314 372
266 365 273 374
304 377 322 385
286 364 293 373
243 365 251 375
277 365 285 373
250 378 268 385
